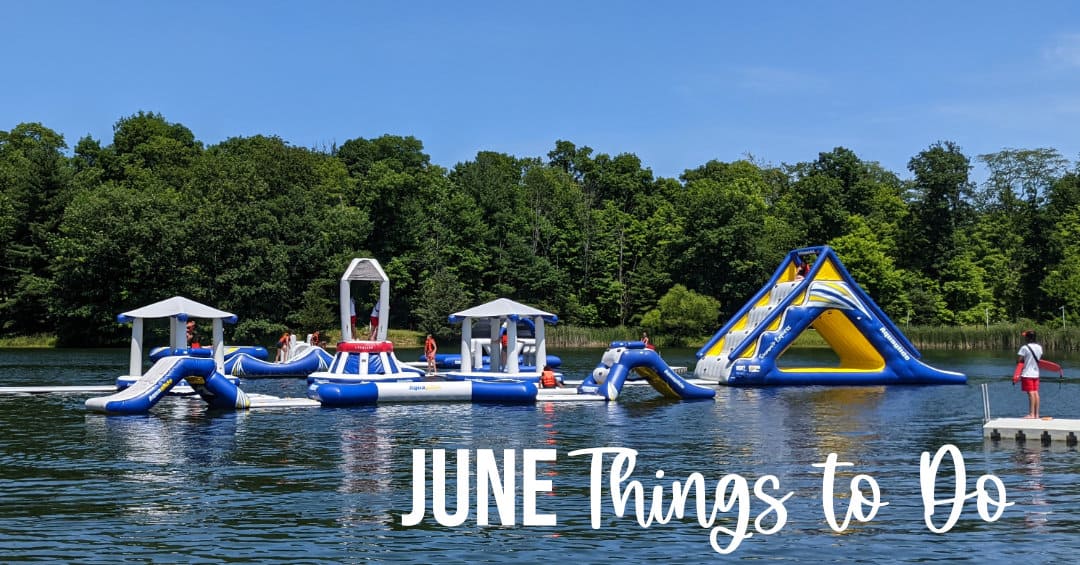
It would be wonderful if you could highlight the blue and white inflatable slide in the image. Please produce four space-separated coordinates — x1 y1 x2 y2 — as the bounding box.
86 357 250 414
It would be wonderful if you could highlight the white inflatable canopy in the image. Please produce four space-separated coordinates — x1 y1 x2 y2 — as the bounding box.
116 296 237 377
118 296 236 322
448 298 557 322
339 258 390 341
448 298 557 373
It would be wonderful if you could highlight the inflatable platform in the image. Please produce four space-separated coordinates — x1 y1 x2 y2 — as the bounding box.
426 352 562 371
310 380 538 406
440 298 564 382
306 340 426 385
694 246 966 386
149 345 268 362
308 344 712 407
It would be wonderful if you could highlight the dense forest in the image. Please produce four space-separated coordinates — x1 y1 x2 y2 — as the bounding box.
2 112 1080 346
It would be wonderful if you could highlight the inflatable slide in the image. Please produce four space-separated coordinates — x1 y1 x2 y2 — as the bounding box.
224 345 333 378
87 357 250 414
578 341 716 400
694 246 966 386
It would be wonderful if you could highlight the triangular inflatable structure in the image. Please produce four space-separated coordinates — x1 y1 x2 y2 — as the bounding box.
694 246 966 386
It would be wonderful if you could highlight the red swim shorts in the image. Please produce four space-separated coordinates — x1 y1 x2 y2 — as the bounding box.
1021 377 1039 392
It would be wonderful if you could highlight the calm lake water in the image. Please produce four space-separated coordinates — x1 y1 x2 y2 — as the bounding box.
2 346 1080 563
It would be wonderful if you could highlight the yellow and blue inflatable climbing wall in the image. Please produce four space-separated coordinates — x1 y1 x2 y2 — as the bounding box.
694 246 966 386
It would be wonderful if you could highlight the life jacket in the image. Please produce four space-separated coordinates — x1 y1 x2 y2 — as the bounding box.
540 370 557 388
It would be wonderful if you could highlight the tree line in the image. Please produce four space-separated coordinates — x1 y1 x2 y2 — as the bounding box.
2 112 1078 346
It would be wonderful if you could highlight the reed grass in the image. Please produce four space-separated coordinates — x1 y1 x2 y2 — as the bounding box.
387 329 424 346
5 324 1072 352
546 323 1080 351
546 325 638 348
901 323 1080 351
0 334 58 348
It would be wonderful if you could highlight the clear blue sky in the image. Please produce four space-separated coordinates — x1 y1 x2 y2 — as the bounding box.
5 1 1080 180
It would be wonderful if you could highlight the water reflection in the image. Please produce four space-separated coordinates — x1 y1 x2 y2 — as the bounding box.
83 398 220 467
1011 448 1050 531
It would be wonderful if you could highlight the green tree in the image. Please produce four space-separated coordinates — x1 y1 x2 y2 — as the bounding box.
0 123 72 334
1041 170 1080 322
412 268 471 339
900 141 974 279
777 148 906 249
183 135 361 342
829 217 908 318
105 111 203 188
640 284 721 345
977 148 1068 318
49 183 185 344
671 160 779 318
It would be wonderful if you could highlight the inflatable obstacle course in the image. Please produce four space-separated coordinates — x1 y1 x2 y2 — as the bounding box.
694 246 966 386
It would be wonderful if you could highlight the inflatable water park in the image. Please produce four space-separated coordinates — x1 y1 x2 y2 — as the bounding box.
305 259 710 405
694 246 966 386
74 259 715 414
2 247 973 415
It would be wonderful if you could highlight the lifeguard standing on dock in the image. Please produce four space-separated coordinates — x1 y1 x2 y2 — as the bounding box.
1015 330 1045 419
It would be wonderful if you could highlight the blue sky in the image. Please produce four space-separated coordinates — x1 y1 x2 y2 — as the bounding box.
5 1 1080 180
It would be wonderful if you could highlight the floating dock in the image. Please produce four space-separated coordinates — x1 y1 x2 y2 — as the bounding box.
980 383 1079 445
0 385 116 395
245 394 322 409
536 388 606 402
983 418 1080 446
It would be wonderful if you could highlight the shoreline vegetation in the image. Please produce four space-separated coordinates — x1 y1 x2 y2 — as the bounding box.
2 323 1076 352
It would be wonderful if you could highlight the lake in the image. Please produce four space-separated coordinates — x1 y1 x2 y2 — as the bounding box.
2 346 1079 562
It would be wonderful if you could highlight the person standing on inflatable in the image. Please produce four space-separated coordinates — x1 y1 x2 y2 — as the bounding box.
276 331 291 363
1015 330 1044 419
368 301 381 340
349 298 357 338
500 330 509 372
186 320 200 348
424 334 438 375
